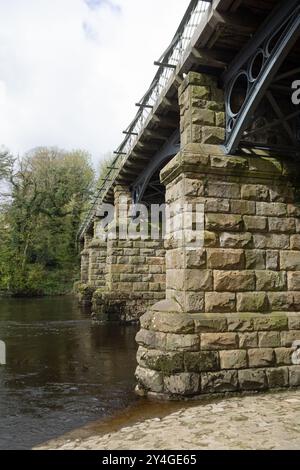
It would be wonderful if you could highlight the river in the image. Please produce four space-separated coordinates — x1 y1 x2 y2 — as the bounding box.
0 296 139 450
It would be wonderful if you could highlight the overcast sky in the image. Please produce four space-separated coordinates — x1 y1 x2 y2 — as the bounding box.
0 0 190 167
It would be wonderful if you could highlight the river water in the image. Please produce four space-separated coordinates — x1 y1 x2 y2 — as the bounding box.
0 296 139 449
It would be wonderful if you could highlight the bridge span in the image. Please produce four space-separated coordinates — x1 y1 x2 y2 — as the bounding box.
77 0 300 399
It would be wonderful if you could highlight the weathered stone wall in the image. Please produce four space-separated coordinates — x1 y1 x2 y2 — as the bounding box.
163 148 300 315
90 184 166 322
92 239 166 322
88 239 107 289
136 301 300 397
80 246 89 285
76 224 108 306
135 71 300 398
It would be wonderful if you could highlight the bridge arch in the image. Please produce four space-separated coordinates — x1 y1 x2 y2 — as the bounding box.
132 130 180 205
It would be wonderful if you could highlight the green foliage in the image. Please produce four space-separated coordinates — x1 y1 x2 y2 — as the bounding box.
0 147 95 296
0 147 14 181
97 152 115 185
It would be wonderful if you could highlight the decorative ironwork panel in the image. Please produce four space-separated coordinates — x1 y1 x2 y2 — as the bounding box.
223 0 300 156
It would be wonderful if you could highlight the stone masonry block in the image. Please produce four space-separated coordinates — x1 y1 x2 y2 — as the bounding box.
205 292 236 313
205 198 230 213
194 316 228 333
256 271 286 291
244 216 267 232
184 351 219 372
290 235 300 250
206 182 240 199
185 292 205 313
266 367 289 388
135 366 164 393
214 271 255 292
239 332 258 349
219 232 252 248
270 186 294 203
236 292 268 312
191 108 215 126
253 234 289 250
241 185 269 201
268 217 295 233
227 317 253 332
230 200 255 215
288 203 300 217
185 249 206 268
287 271 300 291
202 231 218 247
215 112 225 127
238 369 267 390
139 311 153 330
185 269 213 291
135 329 166 350
291 292 300 310
151 312 195 334
207 249 244 270
164 373 200 396
201 370 238 393
253 315 288 331
281 330 300 347
205 214 243 232
248 348 275 367
280 251 300 271
275 347 294 365
165 248 184 269
183 178 205 197
190 84 211 99
210 155 249 172
201 332 239 350
266 250 279 270
201 126 225 144
268 292 293 311
137 347 184 374
288 314 300 329
220 350 247 369
166 270 184 290
258 331 281 348
289 366 300 387
166 333 200 352
245 250 265 269
256 202 286 217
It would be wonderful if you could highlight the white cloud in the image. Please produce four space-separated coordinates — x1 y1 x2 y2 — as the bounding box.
0 0 190 166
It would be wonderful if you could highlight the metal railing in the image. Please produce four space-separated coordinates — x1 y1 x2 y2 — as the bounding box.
78 0 211 240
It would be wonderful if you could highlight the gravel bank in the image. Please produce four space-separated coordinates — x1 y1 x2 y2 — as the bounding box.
36 390 300 450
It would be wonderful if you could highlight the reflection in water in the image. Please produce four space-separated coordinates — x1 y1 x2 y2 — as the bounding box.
0 296 138 449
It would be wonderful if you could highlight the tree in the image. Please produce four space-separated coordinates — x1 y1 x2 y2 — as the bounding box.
97 152 115 185
0 147 95 296
0 147 14 181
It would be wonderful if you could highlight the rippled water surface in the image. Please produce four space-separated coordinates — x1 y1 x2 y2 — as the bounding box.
0 296 138 449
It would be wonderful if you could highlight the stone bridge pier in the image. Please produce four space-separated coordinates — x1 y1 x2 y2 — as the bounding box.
77 183 166 322
135 72 300 398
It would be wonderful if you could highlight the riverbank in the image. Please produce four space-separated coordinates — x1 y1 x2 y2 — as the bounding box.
36 389 300 450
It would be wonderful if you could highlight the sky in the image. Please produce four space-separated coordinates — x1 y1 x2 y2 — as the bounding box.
0 0 190 168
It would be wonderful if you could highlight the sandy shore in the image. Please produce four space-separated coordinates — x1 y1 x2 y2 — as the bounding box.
36 390 300 450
